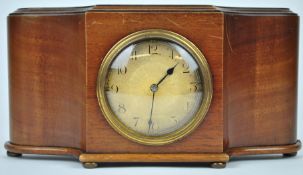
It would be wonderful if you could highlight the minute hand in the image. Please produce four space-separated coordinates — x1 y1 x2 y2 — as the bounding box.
156 63 178 86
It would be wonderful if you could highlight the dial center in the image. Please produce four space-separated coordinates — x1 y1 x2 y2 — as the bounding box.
150 84 158 93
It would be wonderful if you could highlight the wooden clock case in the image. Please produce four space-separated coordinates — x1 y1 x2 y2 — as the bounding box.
5 5 301 168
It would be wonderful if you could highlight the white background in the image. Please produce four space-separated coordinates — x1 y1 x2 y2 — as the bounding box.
0 0 302 175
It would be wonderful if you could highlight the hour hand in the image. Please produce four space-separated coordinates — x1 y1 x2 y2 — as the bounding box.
157 63 179 86
167 63 178 75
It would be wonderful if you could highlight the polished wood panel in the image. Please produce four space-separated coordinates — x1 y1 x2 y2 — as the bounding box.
8 13 86 149
79 153 229 163
85 12 224 153
224 14 299 148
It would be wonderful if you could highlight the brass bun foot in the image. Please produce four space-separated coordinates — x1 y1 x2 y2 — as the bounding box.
83 162 98 169
211 162 226 168
7 151 22 157
283 152 297 157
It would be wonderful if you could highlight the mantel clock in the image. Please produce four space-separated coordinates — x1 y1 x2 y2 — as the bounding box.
5 5 301 168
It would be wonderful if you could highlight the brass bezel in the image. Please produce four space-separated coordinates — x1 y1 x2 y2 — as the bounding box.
96 29 213 146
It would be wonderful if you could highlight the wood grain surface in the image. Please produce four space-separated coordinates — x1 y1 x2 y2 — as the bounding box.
6 5 300 158
79 153 230 163
5 141 301 163
85 12 224 153
223 14 299 148
8 13 86 149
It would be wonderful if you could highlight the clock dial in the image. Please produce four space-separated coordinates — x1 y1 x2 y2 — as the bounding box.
105 40 203 136
97 29 212 145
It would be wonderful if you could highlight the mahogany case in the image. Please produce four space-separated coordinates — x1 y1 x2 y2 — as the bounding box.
5 5 301 167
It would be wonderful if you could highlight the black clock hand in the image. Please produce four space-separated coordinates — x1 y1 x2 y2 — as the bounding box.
156 63 179 86
147 63 178 133
148 92 155 133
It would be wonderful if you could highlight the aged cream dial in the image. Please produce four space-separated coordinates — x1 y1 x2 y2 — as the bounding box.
97 29 212 145
106 40 202 136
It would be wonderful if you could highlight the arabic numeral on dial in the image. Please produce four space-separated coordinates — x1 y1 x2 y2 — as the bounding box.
170 116 178 124
105 84 119 93
118 104 126 113
186 102 190 112
149 44 159 55
171 50 174 59
190 82 201 92
182 62 190 73
190 85 198 92
148 120 159 132
151 121 159 130
133 117 140 127
118 66 127 75
131 50 137 60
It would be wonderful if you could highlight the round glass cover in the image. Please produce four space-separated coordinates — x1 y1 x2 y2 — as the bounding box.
104 39 204 136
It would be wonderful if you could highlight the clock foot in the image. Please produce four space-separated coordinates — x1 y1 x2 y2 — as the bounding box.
283 152 297 157
83 162 98 169
7 151 22 157
211 162 226 169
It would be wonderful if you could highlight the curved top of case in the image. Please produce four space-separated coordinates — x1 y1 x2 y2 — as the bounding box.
10 5 297 16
